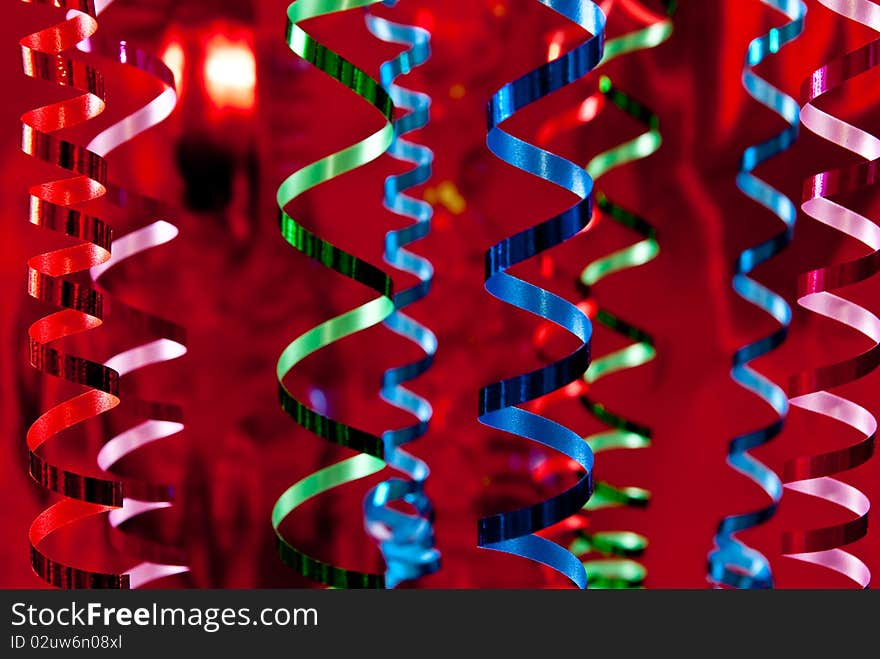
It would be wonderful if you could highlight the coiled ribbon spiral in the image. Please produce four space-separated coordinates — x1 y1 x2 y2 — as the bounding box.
708 0 806 590
23 0 187 588
782 0 880 589
272 0 437 588
82 0 188 588
22 0 125 588
532 0 674 590
478 0 606 589
363 4 440 587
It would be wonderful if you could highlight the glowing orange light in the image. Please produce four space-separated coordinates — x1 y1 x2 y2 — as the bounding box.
437 180 466 214
161 39 185 96
203 34 256 111
424 181 466 215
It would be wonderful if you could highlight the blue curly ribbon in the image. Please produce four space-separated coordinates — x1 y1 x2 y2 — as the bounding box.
708 0 806 589
363 5 440 588
478 0 605 589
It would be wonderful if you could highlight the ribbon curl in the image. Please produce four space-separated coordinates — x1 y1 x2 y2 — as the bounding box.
272 0 437 589
782 0 880 589
363 5 440 587
21 0 128 588
574 45 667 589
82 0 189 588
708 0 806 590
478 0 606 589
531 0 674 589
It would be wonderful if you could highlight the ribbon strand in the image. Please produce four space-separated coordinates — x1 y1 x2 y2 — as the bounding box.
272 0 436 589
478 0 606 589
708 0 806 590
80 0 189 588
531 0 674 590
782 0 880 589
21 0 128 589
363 3 440 588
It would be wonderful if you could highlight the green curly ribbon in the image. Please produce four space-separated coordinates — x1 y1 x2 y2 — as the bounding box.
573 6 674 588
598 3 673 65
272 0 396 589
572 531 647 588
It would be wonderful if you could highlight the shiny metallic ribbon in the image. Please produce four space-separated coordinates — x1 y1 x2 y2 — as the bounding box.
782 0 880 589
478 0 606 589
531 0 673 589
21 0 129 588
708 0 806 590
363 4 440 587
582 2 673 590
273 0 437 588
80 0 189 588
576 78 662 588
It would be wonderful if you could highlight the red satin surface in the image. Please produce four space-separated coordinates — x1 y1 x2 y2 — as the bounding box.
3 0 880 588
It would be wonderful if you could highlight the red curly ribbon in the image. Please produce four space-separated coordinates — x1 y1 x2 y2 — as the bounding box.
21 0 129 589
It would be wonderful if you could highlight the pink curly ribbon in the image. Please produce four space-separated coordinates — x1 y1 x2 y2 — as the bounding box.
75 0 189 588
783 0 880 589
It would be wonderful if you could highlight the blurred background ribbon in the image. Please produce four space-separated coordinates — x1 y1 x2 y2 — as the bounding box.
79 0 190 589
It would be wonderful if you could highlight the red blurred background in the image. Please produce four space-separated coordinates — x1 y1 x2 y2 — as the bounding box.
3 0 880 588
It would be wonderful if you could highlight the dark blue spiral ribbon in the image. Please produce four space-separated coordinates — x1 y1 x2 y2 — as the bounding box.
708 0 806 589
363 4 440 588
478 0 605 589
